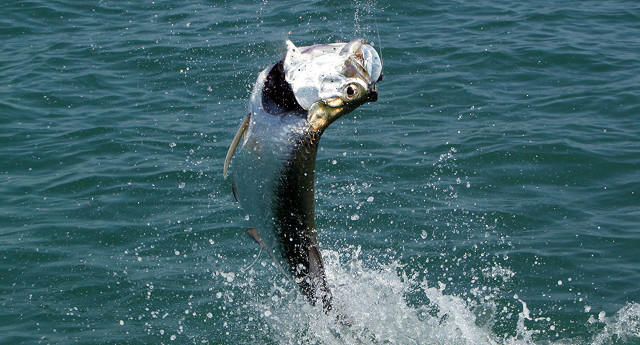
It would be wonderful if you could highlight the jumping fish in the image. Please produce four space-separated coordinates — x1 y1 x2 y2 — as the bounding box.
224 39 382 312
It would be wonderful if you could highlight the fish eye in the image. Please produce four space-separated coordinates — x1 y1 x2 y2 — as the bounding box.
343 84 359 100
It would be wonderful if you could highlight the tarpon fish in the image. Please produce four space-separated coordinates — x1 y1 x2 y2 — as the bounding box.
224 39 382 312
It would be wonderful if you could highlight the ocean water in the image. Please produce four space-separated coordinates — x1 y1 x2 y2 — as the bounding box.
1 0 639 344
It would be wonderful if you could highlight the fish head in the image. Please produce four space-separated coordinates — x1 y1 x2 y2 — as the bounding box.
284 39 383 132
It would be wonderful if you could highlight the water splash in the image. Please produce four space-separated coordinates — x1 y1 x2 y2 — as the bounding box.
239 247 640 345
591 304 640 345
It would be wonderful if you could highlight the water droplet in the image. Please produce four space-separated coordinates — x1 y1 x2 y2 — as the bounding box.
178 182 185 188
169 142 176 148
350 214 360 221
598 311 606 321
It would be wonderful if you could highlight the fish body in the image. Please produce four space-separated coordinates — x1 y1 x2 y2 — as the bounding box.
225 39 382 311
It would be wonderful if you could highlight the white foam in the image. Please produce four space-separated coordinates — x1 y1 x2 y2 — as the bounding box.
245 248 640 345
591 303 640 345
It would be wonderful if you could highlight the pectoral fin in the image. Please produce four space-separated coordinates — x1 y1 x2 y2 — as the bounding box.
231 178 239 202
246 227 264 247
223 113 251 178
246 228 290 279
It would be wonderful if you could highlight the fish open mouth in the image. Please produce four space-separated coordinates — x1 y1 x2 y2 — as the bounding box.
227 38 383 313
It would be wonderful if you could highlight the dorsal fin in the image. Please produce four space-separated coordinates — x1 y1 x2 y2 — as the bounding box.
223 113 251 178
